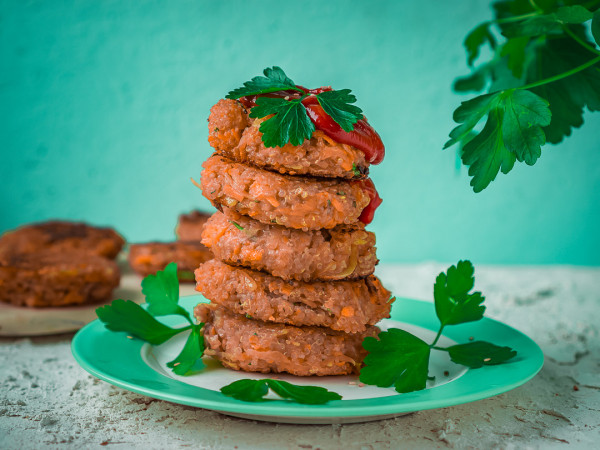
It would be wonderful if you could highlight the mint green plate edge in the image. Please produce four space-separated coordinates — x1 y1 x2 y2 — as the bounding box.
71 296 544 418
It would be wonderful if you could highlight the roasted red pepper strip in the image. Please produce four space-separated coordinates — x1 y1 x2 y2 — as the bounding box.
239 87 385 165
302 96 385 165
355 178 382 225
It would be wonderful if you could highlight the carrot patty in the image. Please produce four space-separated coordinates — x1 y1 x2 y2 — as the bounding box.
208 99 369 179
0 221 124 260
195 303 378 376
200 155 370 230
202 211 377 281
195 260 393 333
128 241 212 281
0 250 120 308
175 210 211 241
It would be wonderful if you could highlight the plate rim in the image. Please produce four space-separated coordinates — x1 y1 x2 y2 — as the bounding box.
71 296 544 418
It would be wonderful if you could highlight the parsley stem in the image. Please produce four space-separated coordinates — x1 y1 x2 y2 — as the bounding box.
515 55 600 91
183 314 195 327
562 26 600 57
492 11 540 25
431 346 447 352
430 326 446 348
527 0 543 13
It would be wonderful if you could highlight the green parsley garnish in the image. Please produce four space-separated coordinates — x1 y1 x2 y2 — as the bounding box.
229 220 244 231
227 66 299 99
351 163 361 177
227 66 363 148
446 2 600 192
250 96 315 147
359 260 517 393
220 379 342 405
316 89 363 132
96 262 205 376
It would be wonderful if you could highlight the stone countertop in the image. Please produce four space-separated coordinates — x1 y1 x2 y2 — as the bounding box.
1 263 599 449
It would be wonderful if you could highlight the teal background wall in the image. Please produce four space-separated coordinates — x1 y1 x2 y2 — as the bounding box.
1 0 599 265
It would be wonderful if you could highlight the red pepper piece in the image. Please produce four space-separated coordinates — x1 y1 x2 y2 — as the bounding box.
302 96 385 165
354 178 382 225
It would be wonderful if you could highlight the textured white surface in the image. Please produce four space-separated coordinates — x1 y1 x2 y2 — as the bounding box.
1 263 599 449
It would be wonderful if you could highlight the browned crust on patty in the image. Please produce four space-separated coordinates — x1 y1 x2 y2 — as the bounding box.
195 303 378 376
208 99 369 179
175 210 211 241
0 221 124 260
200 155 370 230
128 241 212 281
0 250 120 308
195 260 393 333
202 211 377 281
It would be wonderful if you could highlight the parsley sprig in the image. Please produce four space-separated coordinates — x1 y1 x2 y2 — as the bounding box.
446 1 600 192
359 260 517 393
220 379 342 405
96 263 344 403
96 262 205 375
226 66 364 147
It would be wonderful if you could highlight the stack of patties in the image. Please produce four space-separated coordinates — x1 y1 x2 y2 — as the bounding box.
194 89 393 376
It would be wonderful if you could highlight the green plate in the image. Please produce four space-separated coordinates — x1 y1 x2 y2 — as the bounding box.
71 296 543 424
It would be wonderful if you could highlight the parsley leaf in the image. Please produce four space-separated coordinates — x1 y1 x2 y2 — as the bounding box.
447 341 517 368
226 66 298 99
444 93 497 149
359 259 518 395
267 380 342 404
316 89 363 132
555 5 593 24
528 33 600 144
464 23 496 66
220 379 269 402
453 66 489 92
250 97 315 147
141 262 188 319
227 67 369 148
360 329 430 393
505 6 593 38
166 326 205 375
434 260 486 326
500 37 529 79
96 299 184 345
501 89 551 164
449 4 600 191
447 89 550 192
459 107 517 193
97 264 205 376
220 379 342 404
